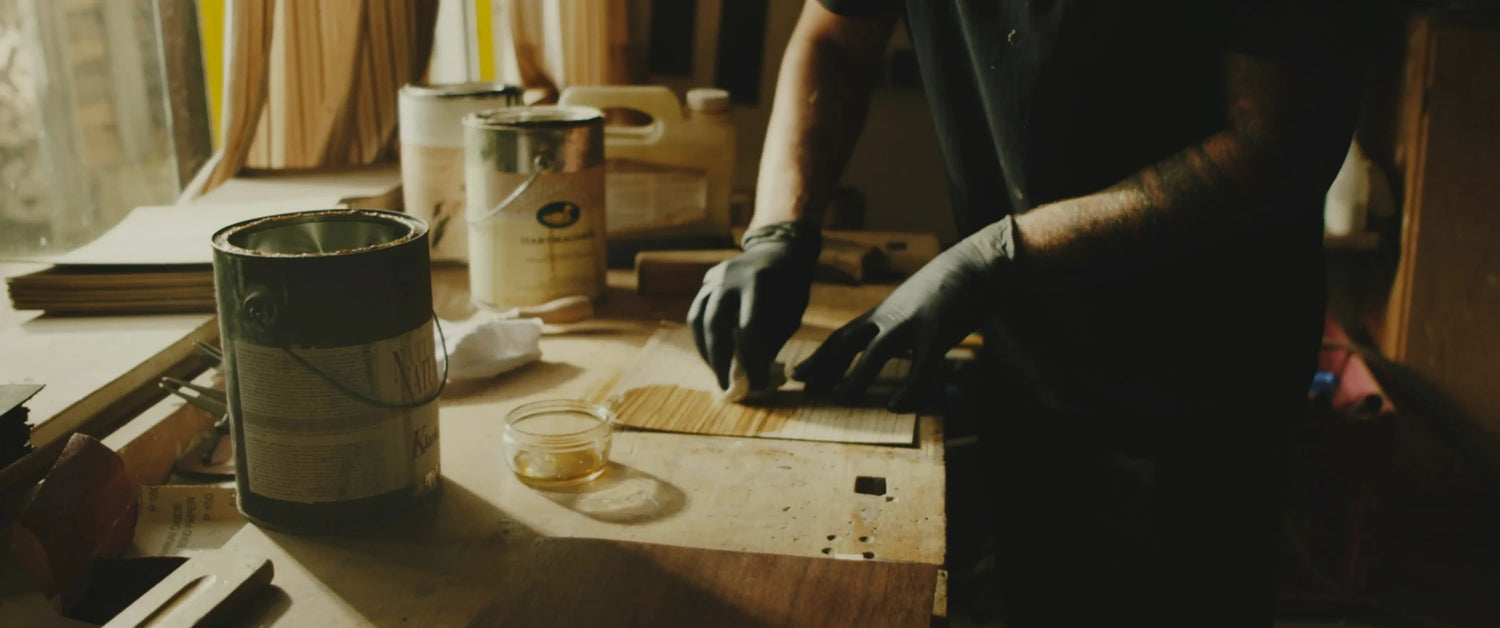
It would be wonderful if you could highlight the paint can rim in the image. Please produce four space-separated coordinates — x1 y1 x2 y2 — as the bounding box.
211 209 428 258
400 81 522 100
463 105 604 130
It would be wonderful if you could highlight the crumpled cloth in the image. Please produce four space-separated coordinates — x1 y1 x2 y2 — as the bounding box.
435 314 543 380
721 359 787 403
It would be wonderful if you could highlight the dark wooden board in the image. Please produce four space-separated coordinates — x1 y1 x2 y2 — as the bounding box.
469 538 937 627
1384 14 1500 442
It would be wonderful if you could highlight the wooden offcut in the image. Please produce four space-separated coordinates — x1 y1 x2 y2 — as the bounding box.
634 249 736 296
634 240 886 297
732 228 943 277
824 230 941 276
606 326 917 445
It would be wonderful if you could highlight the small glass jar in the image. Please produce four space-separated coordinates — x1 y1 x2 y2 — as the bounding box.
503 400 613 488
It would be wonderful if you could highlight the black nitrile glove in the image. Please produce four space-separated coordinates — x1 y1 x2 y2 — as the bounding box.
689 220 822 391
792 215 1018 412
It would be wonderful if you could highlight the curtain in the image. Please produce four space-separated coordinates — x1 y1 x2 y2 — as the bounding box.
492 0 632 100
183 0 438 200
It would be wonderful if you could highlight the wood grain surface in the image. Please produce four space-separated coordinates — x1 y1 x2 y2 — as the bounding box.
607 327 917 444
468 538 938 628
1383 14 1500 440
12 267 946 626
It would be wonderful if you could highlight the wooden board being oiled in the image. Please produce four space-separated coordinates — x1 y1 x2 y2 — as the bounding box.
606 327 917 445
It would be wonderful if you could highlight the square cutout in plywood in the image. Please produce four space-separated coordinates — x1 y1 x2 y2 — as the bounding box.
854 476 887 496
605 327 917 445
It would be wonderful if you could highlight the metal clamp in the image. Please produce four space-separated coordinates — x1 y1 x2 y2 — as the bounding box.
158 377 230 466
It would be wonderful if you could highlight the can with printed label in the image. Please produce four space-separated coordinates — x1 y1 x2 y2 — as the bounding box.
464 106 607 310
211 209 442 534
398 81 523 262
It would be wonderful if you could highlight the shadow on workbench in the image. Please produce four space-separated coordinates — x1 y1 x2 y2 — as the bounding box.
537 462 688 524
240 585 291 625
465 541 766 627
243 479 536 625
238 478 929 626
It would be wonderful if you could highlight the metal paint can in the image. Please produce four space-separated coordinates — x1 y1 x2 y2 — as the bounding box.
464 106 607 310
398 81 523 262
211 209 442 534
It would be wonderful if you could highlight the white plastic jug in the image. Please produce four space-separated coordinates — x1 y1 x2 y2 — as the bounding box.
558 86 735 248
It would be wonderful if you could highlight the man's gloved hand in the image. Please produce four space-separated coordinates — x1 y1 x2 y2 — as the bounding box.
689 220 822 391
792 215 1018 412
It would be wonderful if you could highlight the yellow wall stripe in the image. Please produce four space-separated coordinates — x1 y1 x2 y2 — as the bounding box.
198 0 226 147
474 0 494 80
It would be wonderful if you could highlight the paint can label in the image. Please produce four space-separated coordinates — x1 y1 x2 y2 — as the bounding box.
468 166 607 308
604 158 709 235
233 320 441 504
401 144 468 261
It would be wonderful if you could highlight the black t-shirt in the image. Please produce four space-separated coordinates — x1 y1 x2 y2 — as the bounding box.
817 0 1366 420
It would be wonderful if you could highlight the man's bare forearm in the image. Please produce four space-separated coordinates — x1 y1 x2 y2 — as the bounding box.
1013 53 1361 278
749 5 894 231
1013 131 1268 275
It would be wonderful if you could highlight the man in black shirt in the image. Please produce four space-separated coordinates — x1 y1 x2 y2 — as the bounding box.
691 1 1369 624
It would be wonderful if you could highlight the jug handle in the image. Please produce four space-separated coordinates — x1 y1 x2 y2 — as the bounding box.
559 86 682 144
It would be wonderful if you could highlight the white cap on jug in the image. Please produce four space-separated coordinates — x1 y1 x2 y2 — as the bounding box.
687 88 731 113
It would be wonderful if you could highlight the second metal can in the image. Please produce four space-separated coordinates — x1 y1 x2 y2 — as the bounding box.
463 106 607 310
398 81 523 262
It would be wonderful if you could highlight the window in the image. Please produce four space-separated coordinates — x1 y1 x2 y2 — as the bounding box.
0 0 201 256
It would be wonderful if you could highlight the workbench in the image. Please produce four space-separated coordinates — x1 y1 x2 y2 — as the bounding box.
2 266 947 626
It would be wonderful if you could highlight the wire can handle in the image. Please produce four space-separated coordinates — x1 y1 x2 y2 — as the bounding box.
279 314 450 410
468 154 551 224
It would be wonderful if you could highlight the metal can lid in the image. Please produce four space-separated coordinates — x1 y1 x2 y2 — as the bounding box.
400 81 523 100
463 105 604 130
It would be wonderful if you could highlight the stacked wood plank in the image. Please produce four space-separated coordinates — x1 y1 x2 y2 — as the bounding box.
4 167 402 315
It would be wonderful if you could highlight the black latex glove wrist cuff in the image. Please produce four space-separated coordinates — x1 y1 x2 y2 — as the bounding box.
969 214 1020 298
740 220 822 260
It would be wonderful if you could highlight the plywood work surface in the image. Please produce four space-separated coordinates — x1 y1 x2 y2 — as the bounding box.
606 326 917 444
222 529 938 627
56 268 946 626
419 270 946 568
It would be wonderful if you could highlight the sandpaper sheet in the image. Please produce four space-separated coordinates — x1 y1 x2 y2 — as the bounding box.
131 485 246 558
605 327 917 445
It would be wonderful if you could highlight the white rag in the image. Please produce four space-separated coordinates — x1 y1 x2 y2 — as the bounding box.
721 358 787 403
435 314 543 380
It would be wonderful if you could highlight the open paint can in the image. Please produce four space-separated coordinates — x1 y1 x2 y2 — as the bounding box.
211 209 442 534
464 106 607 310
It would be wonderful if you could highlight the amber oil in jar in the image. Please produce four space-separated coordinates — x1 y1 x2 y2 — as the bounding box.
503 400 613 488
